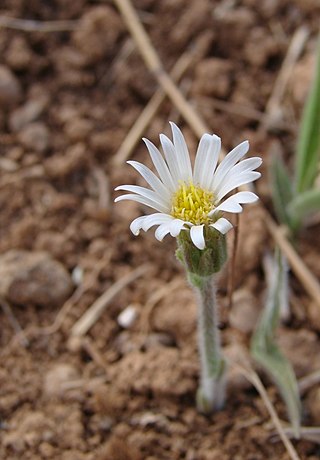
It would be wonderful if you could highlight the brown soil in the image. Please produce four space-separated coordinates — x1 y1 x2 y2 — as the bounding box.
0 1 320 459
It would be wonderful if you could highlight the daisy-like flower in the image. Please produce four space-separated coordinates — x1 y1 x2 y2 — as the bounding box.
115 122 261 250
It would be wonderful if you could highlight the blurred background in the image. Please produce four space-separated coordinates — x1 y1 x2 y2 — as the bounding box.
0 1 320 459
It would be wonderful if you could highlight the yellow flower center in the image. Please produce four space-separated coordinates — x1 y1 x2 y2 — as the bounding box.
171 182 215 225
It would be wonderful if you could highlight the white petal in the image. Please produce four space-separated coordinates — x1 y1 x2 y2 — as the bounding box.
209 191 259 215
169 122 192 182
237 156 262 172
221 157 262 180
155 223 172 241
159 134 180 186
130 216 147 235
143 138 176 190
115 184 169 209
212 196 243 214
115 193 167 213
216 171 261 201
211 140 249 191
194 134 221 189
141 213 173 231
190 225 205 250
127 160 171 199
169 219 186 237
232 191 259 203
211 218 233 235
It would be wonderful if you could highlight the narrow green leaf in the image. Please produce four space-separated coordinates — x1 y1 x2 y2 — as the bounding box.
288 188 320 222
251 249 301 438
295 38 320 193
270 155 295 230
251 341 301 438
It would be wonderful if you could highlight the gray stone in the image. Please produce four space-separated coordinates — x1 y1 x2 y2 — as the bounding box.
0 250 73 308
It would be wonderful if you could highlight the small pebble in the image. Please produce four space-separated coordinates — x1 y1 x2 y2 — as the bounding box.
9 95 49 131
117 305 138 329
72 266 83 286
0 65 22 107
18 122 50 153
43 363 79 399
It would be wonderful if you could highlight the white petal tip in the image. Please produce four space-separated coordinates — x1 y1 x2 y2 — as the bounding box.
169 121 180 133
129 225 140 236
190 225 205 250
211 218 233 235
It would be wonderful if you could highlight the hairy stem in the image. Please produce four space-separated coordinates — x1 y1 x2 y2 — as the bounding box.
190 273 226 413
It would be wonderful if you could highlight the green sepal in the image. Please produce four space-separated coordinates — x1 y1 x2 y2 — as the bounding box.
176 226 227 278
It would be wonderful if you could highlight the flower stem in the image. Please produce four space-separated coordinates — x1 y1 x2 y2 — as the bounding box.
189 273 226 413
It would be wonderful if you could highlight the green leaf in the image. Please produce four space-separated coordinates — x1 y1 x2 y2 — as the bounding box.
251 249 301 438
295 38 320 193
252 340 301 438
288 188 320 222
270 155 296 230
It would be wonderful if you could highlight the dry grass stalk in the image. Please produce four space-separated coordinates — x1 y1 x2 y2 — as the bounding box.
92 167 111 211
70 264 149 338
298 369 320 394
263 26 309 127
112 51 195 166
234 363 302 460
227 211 239 309
0 296 29 347
0 16 78 32
113 0 209 139
265 215 320 309
140 277 183 334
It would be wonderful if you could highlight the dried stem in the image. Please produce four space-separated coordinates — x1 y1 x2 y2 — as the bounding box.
0 16 78 32
298 369 320 394
263 26 309 126
233 362 301 460
265 215 320 309
113 0 208 139
227 210 239 309
70 264 149 338
112 50 194 166
0 296 29 347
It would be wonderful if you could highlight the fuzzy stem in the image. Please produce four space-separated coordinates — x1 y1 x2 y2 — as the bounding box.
190 273 226 413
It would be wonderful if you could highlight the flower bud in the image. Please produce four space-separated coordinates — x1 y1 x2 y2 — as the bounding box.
176 227 227 279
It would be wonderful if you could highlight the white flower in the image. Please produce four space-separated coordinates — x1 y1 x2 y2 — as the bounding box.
115 122 261 250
